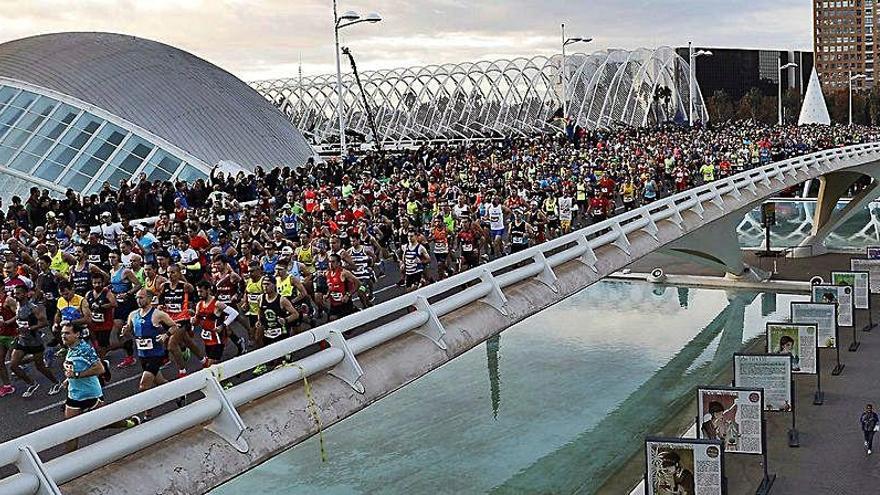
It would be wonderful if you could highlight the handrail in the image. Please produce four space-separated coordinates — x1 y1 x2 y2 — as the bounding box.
2 142 880 494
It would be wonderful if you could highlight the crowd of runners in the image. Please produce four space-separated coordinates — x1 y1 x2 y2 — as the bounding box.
0 121 878 432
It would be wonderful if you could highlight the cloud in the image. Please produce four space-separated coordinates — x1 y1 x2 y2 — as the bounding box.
0 0 812 81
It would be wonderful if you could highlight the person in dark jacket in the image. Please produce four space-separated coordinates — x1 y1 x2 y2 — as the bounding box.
860 403 879 454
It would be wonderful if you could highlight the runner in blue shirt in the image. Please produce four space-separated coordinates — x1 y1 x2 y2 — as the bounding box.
61 321 139 451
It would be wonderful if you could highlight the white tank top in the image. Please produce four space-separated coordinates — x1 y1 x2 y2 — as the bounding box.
488 205 504 230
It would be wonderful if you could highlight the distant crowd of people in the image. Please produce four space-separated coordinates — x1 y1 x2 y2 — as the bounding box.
2 121 879 446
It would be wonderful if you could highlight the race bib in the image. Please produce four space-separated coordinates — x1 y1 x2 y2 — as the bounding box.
462 243 473 252
330 292 344 302
92 312 104 323
88 254 102 264
16 320 29 330
135 338 154 351
200 329 215 341
166 303 182 313
247 294 260 304
264 327 283 339
513 236 525 244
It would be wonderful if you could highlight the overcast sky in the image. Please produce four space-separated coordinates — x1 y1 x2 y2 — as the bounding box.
0 0 813 81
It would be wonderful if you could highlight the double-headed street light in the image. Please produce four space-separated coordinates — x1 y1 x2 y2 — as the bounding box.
688 42 712 126
560 23 592 123
334 1 382 157
777 59 798 125
849 71 867 126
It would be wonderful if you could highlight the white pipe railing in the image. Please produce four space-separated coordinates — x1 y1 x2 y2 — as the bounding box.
1 142 879 494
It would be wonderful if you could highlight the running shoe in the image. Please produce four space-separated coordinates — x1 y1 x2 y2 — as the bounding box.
22 383 40 398
48 382 64 396
0 384 14 397
116 355 136 369
252 364 268 376
177 370 188 379
123 415 142 428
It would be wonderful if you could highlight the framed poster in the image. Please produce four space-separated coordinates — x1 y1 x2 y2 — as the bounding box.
831 271 869 310
645 437 724 495
733 354 792 412
850 258 880 294
697 387 764 455
867 246 880 260
811 284 853 327
790 301 837 348
766 323 818 374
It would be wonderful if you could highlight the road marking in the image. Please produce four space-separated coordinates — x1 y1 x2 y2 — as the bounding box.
27 374 142 415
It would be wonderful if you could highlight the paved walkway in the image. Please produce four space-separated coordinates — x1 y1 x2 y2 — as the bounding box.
630 251 880 495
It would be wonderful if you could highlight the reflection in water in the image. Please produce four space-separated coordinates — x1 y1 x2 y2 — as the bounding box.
738 199 880 250
486 335 501 420
677 287 689 308
211 282 807 495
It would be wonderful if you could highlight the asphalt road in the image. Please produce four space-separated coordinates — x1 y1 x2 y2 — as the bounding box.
0 260 410 446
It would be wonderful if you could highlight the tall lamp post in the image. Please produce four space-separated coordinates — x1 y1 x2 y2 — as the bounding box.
849 71 866 126
688 42 712 126
777 58 798 125
560 23 592 123
333 0 381 157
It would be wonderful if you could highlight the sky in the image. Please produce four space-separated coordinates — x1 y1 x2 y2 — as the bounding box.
0 0 813 81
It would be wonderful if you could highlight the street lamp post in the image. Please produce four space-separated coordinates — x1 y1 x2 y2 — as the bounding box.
777 57 798 125
849 71 867 126
333 0 381 157
560 23 592 124
687 42 712 126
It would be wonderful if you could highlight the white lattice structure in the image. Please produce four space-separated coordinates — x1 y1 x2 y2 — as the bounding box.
251 47 707 147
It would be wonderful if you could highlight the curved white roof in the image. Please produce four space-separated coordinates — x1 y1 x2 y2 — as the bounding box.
0 32 315 169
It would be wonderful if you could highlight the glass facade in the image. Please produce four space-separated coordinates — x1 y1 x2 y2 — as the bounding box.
0 82 208 196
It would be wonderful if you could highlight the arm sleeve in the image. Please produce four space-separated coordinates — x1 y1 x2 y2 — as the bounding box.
221 305 239 327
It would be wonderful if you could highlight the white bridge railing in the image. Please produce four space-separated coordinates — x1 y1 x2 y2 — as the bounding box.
2 142 880 494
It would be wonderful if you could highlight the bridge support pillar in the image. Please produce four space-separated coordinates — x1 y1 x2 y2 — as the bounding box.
791 170 880 257
661 213 766 281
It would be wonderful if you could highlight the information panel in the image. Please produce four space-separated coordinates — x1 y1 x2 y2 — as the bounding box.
645 437 724 495
733 354 792 412
831 271 869 310
766 323 818 374
791 301 837 348
812 284 853 327
851 258 880 294
697 387 764 455
867 246 880 260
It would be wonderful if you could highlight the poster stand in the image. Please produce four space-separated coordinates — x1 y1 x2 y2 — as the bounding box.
831 319 845 375
756 418 776 495
813 345 824 405
788 378 799 448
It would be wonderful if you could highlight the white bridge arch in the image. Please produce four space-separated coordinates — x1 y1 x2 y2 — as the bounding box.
251 47 707 147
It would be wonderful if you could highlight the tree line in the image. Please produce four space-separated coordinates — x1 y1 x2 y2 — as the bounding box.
704 87 880 125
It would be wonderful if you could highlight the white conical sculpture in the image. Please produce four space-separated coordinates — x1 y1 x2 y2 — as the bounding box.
798 68 831 125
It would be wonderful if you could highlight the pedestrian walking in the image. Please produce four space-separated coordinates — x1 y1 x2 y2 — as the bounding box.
860 403 879 455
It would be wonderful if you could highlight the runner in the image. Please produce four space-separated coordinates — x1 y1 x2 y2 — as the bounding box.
60 320 139 452
400 230 430 292
9 285 62 397
192 281 239 367
159 264 203 377
86 273 117 360
326 253 361 321
120 289 178 420
253 277 298 375
108 251 140 368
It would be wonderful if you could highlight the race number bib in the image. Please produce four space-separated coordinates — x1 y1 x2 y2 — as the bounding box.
135 338 154 351
462 243 473 252
247 294 260 304
16 320 29 330
513 236 525 244
264 326 283 339
200 329 215 341
166 303 182 313
92 312 104 323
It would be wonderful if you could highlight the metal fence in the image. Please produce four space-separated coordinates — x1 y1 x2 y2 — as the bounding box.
0 142 878 495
